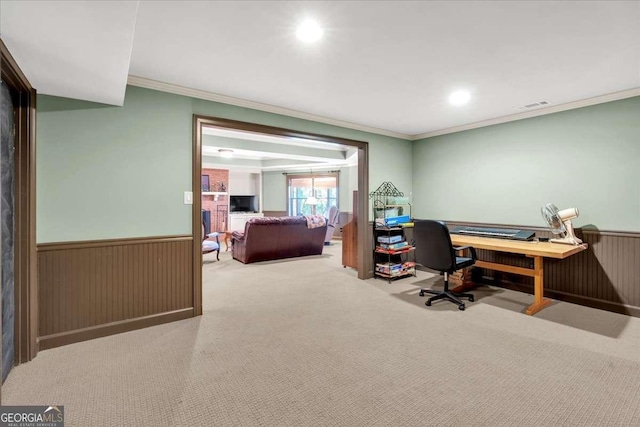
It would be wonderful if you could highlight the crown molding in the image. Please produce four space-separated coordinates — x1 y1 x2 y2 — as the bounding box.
128 76 639 142
411 87 640 140
127 75 411 140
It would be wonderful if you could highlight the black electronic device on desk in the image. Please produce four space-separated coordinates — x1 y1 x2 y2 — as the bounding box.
449 226 535 241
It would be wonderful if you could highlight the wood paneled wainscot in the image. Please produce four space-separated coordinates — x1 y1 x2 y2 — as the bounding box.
37 235 194 349
447 222 640 317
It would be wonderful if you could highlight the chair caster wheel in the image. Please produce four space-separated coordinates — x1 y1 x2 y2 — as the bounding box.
458 304 465 311
419 291 424 297
468 296 474 302
425 300 432 307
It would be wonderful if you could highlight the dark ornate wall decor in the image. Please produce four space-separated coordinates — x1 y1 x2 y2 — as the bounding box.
1 81 15 381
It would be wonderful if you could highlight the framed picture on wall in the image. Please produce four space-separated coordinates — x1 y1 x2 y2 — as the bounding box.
202 175 210 192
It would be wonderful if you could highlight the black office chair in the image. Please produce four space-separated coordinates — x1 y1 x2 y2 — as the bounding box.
414 220 477 311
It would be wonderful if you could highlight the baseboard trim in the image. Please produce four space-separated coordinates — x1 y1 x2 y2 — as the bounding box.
37 308 195 350
479 277 640 318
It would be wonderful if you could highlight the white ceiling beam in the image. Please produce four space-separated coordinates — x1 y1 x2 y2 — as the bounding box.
203 135 346 161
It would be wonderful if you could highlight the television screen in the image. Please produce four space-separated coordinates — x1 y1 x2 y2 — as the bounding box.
230 195 258 213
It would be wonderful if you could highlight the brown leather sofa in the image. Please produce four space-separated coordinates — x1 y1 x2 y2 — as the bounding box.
231 216 327 264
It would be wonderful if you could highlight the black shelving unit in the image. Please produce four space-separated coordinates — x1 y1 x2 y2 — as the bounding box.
369 182 415 282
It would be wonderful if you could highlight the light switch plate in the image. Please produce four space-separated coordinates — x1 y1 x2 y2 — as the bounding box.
184 191 193 205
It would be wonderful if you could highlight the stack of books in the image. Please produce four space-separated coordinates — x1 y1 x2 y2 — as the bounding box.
375 261 416 276
376 262 403 275
402 261 416 270
378 241 409 251
374 215 412 227
377 235 404 244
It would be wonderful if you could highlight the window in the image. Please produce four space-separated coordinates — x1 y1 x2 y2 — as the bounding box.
287 173 338 216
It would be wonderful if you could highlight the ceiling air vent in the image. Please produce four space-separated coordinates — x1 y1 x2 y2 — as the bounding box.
519 100 551 110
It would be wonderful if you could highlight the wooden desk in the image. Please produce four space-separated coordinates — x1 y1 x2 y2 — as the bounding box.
450 235 587 315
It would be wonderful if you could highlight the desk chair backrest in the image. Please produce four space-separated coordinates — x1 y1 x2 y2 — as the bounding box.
414 220 456 273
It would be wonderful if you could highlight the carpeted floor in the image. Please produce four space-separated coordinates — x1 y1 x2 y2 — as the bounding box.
3 242 640 426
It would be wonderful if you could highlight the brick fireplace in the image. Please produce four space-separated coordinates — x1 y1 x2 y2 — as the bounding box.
202 168 229 232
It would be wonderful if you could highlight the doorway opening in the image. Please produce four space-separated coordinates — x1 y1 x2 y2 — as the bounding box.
191 116 369 314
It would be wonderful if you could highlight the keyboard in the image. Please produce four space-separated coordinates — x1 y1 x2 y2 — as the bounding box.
449 226 535 241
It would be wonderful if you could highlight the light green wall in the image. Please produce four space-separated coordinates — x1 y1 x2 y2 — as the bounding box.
339 165 359 213
37 89 192 243
412 96 640 232
262 171 285 211
37 85 412 243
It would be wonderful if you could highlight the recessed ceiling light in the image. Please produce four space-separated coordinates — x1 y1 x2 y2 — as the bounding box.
296 19 323 43
218 149 234 158
449 90 471 106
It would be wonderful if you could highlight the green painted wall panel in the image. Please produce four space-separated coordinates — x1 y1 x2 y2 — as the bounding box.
37 85 411 243
412 96 640 232
261 171 285 211
37 87 193 243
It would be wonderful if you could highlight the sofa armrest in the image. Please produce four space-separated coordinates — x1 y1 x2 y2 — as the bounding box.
231 231 245 242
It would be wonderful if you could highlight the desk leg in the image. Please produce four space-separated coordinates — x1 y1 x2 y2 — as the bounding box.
525 256 552 315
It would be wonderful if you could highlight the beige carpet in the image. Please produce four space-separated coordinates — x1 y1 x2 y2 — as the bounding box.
3 243 640 426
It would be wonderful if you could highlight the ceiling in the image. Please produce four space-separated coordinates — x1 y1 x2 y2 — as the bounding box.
2 1 639 137
201 126 357 172
0 1 138 105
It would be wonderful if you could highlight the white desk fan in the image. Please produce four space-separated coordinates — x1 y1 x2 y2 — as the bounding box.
541 203 583 245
